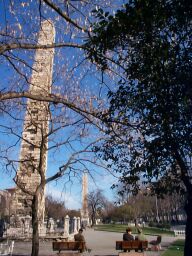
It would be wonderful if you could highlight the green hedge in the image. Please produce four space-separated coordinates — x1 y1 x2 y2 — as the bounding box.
148 222 171 229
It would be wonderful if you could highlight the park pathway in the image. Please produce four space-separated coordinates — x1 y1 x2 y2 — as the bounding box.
12 228 181 256
84 228 179 256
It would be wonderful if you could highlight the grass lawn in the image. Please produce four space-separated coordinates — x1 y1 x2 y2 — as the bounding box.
161 240 184 256
94 224 174 236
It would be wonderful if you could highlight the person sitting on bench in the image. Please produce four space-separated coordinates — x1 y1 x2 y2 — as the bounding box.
123 228 134 241
74 228 87 252
137 227 147 241
134 227 147 252
123 228 134 252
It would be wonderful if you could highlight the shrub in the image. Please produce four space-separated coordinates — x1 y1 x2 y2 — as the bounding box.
148 221 171 229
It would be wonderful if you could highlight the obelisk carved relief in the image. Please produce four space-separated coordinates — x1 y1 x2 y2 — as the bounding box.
81 172 89 226
13 20 55 224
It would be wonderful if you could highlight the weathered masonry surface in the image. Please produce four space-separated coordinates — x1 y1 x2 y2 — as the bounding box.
81 172 89 226
12 20 55 224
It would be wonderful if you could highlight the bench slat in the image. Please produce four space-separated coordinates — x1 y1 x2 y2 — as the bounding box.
53 241 86 252
116 240 148 251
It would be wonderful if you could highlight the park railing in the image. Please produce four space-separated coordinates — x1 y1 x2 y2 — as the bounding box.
173 230 185 236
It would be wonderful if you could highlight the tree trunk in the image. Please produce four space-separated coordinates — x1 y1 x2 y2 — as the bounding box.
174 207 179 223
31 194 39 256
184 191 192 256
92 213 96 226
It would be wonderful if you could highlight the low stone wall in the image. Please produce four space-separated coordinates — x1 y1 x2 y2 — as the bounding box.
5 215 81 239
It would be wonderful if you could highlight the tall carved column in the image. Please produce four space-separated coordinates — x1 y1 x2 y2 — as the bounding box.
13 20 55 225
81 172 89 226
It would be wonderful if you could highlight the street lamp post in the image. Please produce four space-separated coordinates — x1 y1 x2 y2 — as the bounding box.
155 196 160 223
146 187 160 223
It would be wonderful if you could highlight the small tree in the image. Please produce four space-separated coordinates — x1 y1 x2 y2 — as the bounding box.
45 195 66 221
87 189 106 226
101 201 115 224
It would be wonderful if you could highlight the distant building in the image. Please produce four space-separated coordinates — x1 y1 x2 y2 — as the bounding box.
0 189 15 218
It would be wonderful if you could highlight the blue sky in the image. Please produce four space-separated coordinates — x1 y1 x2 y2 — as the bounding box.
46 171 118 209
0 1 124 210
0 155 118 209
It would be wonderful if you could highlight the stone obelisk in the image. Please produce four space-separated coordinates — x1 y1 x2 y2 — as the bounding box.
81 172 89 226
13 20 55 224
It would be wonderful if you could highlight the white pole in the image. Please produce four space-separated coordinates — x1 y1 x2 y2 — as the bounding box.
155 196 160 223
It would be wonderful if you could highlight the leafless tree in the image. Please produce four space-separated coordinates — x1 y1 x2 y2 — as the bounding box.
45 195 66 220
0 2 122 255
87 189 107 226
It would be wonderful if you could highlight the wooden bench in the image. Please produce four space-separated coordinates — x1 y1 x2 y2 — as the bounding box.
116 240 148 252
52 241 86 253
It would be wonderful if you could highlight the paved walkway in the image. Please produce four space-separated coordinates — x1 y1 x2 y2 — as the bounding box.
11 229 181 256
84 229 178 256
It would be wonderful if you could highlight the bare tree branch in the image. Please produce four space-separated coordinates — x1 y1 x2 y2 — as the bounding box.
0 91 97 117
0 42 86 55
42 0 89 32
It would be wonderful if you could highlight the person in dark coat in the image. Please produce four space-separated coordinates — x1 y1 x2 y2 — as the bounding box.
74 228 87 252
123 228 134 241
123 228 134 252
